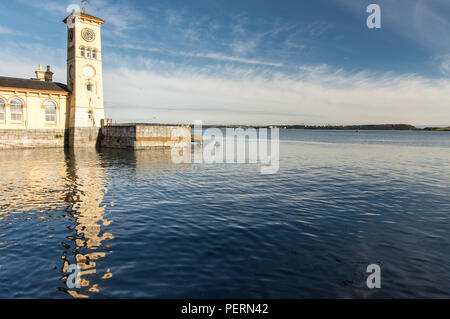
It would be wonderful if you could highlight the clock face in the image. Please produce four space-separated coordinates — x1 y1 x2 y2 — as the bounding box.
83 66 95 78
82 29 95 42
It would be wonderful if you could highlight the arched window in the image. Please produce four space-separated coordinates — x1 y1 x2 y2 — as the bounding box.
86 48 91 58
0 98 5 122
10 98 23 122
44 100 57 123
80 47 85 57
92 49 97 59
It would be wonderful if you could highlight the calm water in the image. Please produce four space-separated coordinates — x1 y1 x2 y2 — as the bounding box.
0 130 449 298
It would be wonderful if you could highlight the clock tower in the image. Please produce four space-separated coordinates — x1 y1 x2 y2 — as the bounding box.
64 9 105 147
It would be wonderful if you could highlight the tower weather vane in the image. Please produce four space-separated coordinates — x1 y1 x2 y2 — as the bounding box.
82 0 87 13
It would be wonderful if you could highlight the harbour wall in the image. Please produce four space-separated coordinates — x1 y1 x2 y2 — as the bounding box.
100 124 191 150
0 124 192 150
0 129 67 150
68 127 101 148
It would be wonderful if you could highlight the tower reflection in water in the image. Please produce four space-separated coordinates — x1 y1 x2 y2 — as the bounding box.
59 146 192 298
59 149 114 298
0 146 193 298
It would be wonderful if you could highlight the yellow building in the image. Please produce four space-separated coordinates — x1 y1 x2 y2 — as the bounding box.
0 9 106 148
0 71 70 130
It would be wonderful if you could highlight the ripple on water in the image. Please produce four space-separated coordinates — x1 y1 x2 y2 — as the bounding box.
0 131 450 298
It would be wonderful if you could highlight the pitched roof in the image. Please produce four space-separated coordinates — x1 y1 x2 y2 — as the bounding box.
0 76 70 93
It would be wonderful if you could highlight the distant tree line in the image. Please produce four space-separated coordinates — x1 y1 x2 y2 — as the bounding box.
125 123 449 131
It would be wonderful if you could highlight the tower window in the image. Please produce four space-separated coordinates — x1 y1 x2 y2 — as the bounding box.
44 100 57 123
0 98 5 122
80 47 85 57
88 110 93 120
10 98 23 122
86 48 91 58
87 83 93 91
92 49 97 59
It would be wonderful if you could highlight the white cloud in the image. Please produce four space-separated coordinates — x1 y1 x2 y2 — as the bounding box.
18 0 146 37
438 55 450 75
2 40 449 126
0 42 66 82
103 43 284 67
102 58 450 126
188 53 283 67
232 24 246 34
0 25 25 36
167 11 183 26
230 40 259 56
4 1 450 126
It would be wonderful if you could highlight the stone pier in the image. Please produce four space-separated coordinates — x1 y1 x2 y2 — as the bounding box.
0 124 192 150
100 124 191 150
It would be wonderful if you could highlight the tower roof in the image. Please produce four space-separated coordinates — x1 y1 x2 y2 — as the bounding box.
63 12 105 25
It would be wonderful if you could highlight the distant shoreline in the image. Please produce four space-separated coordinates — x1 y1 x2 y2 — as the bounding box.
116 123 450 131
199 124 450 131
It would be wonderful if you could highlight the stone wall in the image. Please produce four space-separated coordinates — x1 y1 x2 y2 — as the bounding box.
0 125 192 150
0 129 67 149
68 127 101 148
101 124 191 149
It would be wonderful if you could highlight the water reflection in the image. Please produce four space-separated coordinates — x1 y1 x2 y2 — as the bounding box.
0 147 190 298
2 131 448 298
58 149 113 298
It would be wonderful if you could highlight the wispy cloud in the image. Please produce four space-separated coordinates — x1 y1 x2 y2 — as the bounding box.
18 0 146 36
104 42 283 67
5 0 450 126
438 55 450 75
0 42 66 82
2 37 449 126
0 25 25 36
230 39 259 56
189 53 283 67
101 55 450 126
337 0 450 52
232 24 246 35
167 10 183 26
306 20 334 39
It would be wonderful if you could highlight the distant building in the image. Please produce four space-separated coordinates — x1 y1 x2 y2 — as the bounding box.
0 10 105 148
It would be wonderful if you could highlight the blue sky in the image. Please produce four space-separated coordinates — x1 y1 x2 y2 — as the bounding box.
0 0 449 125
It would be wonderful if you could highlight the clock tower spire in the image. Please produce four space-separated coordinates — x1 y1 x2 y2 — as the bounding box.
82 0 87 13
64 9 105 147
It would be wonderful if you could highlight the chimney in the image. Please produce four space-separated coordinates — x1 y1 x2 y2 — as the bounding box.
35 64 45 81
45 65 53 82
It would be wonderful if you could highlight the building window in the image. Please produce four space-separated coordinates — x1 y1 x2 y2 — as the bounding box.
86 48 91 58
92 49 97 59
88 110 93 120
10 98 23 122
0 98 5 122
44 100 57 123
87 83 93 91
80 47 85 57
